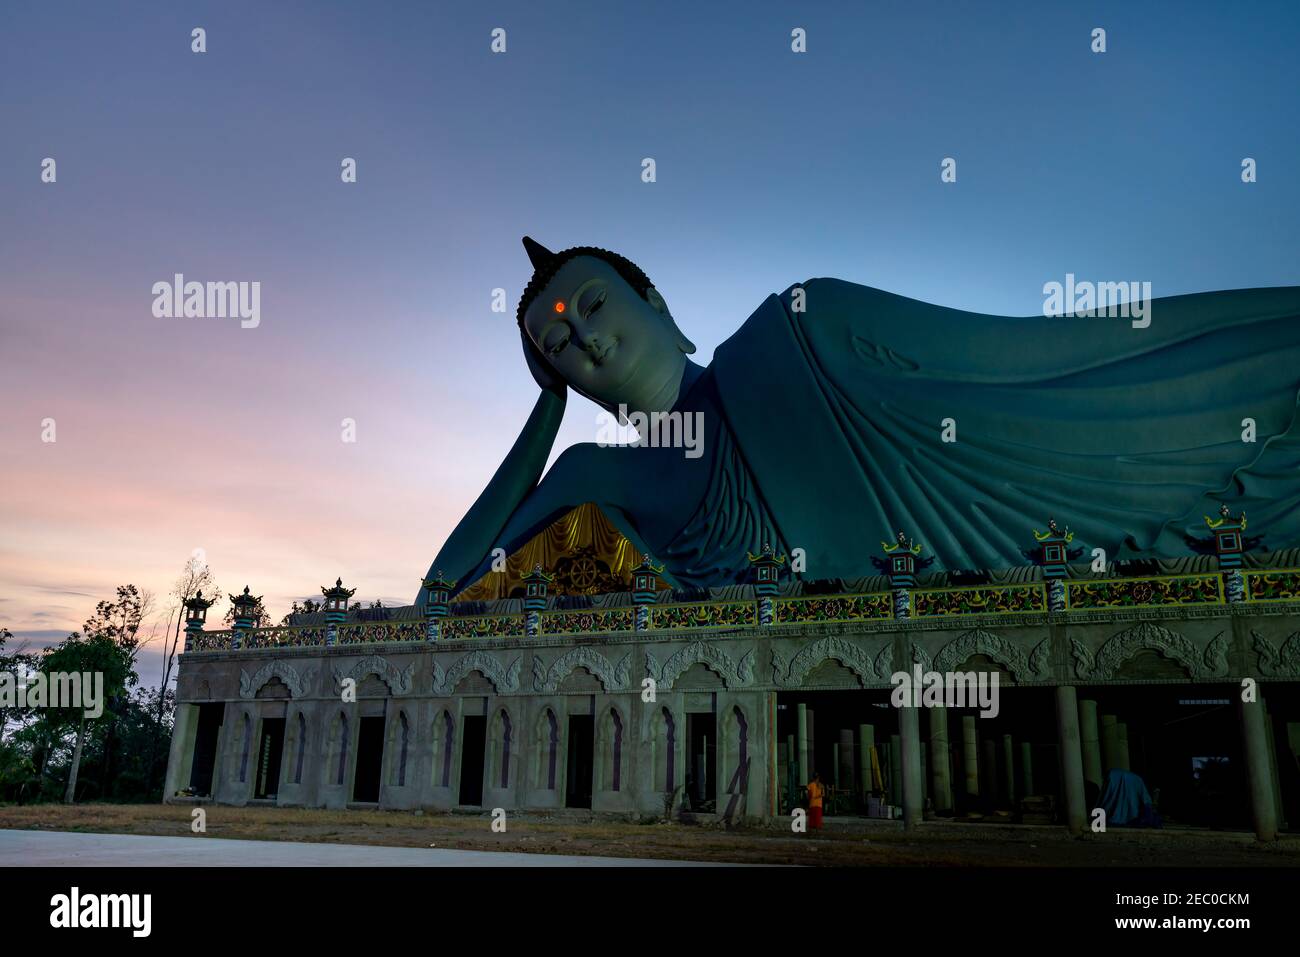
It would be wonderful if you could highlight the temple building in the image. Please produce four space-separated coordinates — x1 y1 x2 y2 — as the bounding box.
165 504 1300 840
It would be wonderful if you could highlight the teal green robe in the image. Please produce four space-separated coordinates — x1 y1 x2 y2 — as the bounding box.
715 280 1300 576
424 280 1300 596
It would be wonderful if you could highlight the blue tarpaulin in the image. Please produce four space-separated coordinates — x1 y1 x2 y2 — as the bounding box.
1098 768 1162 827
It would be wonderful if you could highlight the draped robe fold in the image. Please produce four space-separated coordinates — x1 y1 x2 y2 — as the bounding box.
427 280 1300 596
713 280 1300 575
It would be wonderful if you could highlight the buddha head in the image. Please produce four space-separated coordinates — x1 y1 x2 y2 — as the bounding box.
517 237 696 415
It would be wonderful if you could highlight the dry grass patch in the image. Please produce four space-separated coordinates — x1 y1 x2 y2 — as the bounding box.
2 804 1298 867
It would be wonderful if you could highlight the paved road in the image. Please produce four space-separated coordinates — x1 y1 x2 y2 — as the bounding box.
0 829 722 867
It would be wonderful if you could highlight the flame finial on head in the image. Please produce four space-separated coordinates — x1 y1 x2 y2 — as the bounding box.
522 236 556 271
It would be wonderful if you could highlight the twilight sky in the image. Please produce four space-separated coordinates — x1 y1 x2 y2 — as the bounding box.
1 0 1297 683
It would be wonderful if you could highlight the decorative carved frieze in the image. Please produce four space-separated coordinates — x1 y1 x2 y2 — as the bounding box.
873 644 895 679
738 648 754 685
239 660 310 699
656 640 751 689
331 654 414 696
1088 622 1202 680
1028 637 1053 678
437 650 521 694
1071 639 1095 679
1252 629 1300 677
933 629 1032 682
614 651 631 689
531 646 632 692
777 635 880 688
770 647 788 685
1202 632 1230 677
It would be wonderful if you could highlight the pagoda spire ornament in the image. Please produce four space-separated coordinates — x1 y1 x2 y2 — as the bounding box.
1030 517 1082 612
183 590 213 653
522 563 554 638
1205 504 1249 602
877 530 930 618
229 586 263 649
421 570 456 642
746 543 787 626
321 577 356 646
630 554 665 631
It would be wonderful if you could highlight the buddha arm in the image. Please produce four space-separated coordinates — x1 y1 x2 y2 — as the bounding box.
428 389 567 588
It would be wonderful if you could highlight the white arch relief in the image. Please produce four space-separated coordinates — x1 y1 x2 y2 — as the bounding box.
331 654 414 695
773 636 881 688
438 650 521 693
239 660 310 699
531 647 632 693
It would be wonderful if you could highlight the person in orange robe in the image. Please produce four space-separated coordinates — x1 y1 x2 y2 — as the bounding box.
807 773 824 830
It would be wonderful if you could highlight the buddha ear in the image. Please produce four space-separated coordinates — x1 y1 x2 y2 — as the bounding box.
645 286 696 355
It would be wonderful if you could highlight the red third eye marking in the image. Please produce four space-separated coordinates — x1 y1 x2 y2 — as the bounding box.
554 300 565 313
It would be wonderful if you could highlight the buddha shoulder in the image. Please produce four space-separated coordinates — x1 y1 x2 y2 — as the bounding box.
543 441 624 488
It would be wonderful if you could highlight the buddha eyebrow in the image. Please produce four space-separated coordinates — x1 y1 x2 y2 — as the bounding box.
573 280 604 312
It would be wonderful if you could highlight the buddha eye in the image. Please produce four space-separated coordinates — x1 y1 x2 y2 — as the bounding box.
585 289 606 318
544 329 570 355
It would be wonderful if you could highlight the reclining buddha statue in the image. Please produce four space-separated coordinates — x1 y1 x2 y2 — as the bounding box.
418 236 1300 600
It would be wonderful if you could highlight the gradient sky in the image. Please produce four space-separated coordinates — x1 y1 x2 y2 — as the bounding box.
1 0 1297 683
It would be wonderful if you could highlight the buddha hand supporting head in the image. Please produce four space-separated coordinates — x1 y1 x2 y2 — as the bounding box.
517 237 696 415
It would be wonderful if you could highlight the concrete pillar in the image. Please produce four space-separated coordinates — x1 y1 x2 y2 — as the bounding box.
697 736 708 801
962 716 979 801
1001 734 1016 806
164 703 199 798
1100 713 1120 773
1055 686 1087 835
899 702 924 830
1284 721 1300 824
807 709 816 777
929 706 953 812
832 743 841 789
1048 742 1062 808
1116 722 1131 772
1078 699 1103 794
982 738 998 805
1264 706 1285 829
888 734 902 806
1020 741 1034 795
920 742 929 801
785 733 797 810
950 745 960 800
796 704 809 786
877 741 888 798
1239 694 1278 841
838 729 855 795
858 724 874 794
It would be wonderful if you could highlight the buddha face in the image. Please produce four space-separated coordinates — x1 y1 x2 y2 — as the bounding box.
523 255 694 414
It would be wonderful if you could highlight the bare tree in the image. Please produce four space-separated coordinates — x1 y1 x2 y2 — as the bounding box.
159 556 220 710
148 556 220 789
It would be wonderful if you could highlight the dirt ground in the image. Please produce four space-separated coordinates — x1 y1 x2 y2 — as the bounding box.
2 804 1298 866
